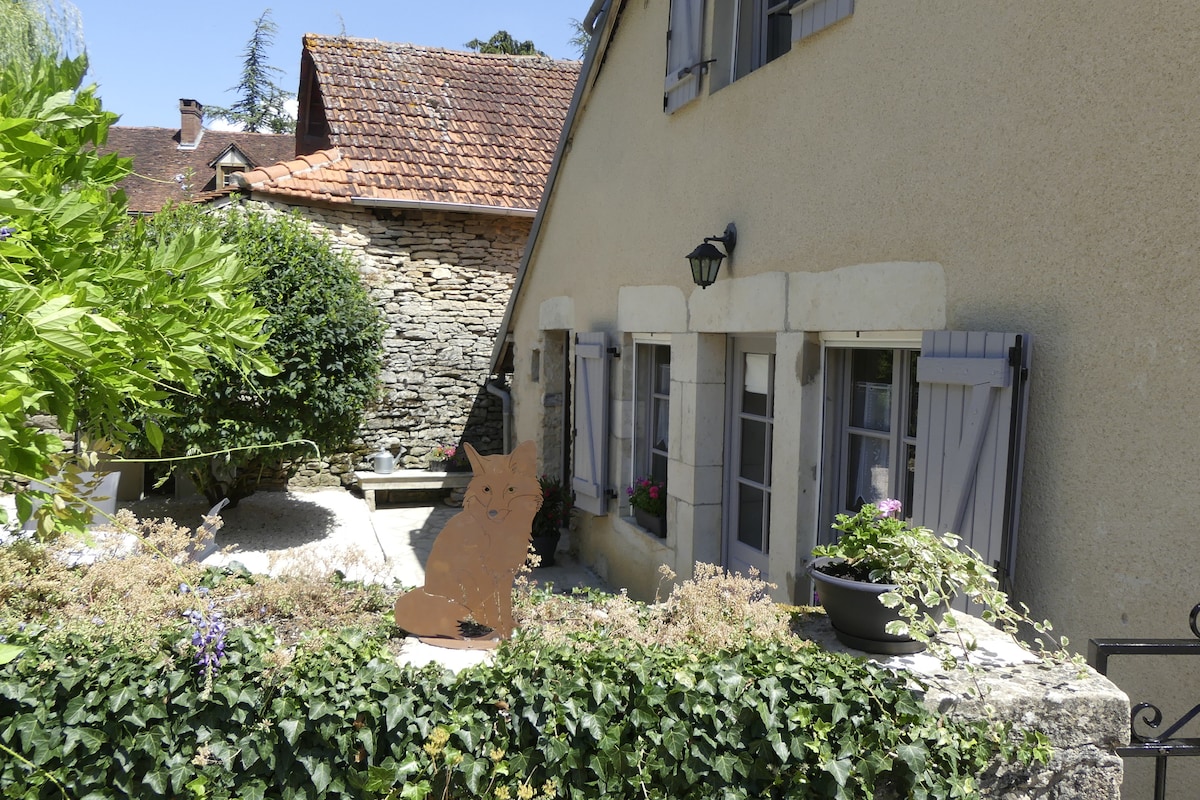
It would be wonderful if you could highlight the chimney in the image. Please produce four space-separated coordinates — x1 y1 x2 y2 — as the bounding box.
179 98 203 148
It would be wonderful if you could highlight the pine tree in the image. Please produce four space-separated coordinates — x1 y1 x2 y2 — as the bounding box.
206 9 295 133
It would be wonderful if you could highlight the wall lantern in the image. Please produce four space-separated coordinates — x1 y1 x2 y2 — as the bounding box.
685 223 737 289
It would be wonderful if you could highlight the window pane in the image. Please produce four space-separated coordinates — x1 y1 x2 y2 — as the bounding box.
850 349 893 431
903 443 916 518
765 7 791 63
651 451 668 485
906 350 920 439
655 350 671 394
740 418 768 484
737 483 766 551
845 434 890 510
743 353 770 416
652 397 669 454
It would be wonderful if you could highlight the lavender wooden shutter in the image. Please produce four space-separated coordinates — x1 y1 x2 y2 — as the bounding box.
664 0 705 113
573 332 611 515
792 0 855 43
911 331 1032 593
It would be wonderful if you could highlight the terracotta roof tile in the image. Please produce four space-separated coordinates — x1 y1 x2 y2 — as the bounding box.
100 127 294 214
247 36 580 211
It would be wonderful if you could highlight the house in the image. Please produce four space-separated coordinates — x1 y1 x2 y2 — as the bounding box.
102 100 294 214
221 35 580 479
491 0 1198 715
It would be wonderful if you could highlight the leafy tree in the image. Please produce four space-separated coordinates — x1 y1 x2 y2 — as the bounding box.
464 30 544 56
141 204 383 507
0 0 83 72
0 55 275 532
206 9 295 133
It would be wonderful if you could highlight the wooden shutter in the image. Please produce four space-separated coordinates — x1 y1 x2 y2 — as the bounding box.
572 332 611 516
664 0 705 113
911 331 1032 592
792 0 854 42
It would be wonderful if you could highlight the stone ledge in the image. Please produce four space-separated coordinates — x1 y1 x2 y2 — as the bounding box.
796 612 1129 799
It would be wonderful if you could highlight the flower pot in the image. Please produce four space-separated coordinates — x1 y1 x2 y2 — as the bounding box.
634 507 666 537
807 557 947 655
529 529 561 567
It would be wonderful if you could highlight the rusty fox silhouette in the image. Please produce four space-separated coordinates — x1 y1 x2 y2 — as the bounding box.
393 440 543 647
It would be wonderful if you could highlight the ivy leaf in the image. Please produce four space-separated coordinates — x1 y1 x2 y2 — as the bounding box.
399 779 431 800
0 644 24 665
821 756 853 787
896 743 928 775
712 752 739 782
278 717 301 746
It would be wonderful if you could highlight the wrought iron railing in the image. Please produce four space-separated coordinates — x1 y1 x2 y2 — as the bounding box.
1088 603 1200 800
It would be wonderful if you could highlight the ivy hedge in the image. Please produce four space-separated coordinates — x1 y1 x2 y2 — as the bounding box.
0 624 1034 799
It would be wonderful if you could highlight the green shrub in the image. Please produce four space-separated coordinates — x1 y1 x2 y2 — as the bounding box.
136 203 384 506
0 621 1040 799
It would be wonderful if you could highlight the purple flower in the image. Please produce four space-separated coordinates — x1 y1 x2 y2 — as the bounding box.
183 603 227 681
0 226 14 241
878 498 904 518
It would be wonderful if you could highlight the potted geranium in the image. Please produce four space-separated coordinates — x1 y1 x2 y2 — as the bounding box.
530 474 571 566
627 476 666 537
427 443 467 472
808 499 1006 656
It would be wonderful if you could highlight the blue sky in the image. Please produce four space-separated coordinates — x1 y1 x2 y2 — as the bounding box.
70 1 593 129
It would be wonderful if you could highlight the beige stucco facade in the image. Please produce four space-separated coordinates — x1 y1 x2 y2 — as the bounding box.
500 2 1199 758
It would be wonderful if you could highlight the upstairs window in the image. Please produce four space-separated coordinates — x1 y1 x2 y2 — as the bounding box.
709 0 855 92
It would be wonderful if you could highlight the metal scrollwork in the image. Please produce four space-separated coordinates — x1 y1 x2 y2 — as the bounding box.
1130 701 1200 745
1088 602 1200 800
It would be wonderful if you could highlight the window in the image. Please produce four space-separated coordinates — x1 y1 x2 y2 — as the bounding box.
710 0 855 91
823 346 919 537
217 165 243 187
634 342 671 486
724 338 775 576
819 331 1033 594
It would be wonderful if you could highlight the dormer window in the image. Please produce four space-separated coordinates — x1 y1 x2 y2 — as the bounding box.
209 145 253 190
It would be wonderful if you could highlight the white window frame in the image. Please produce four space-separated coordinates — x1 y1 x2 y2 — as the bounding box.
819 332 921 544
631 337 671 493
723 336 776 577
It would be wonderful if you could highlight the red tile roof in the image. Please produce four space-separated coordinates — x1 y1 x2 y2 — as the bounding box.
237 36 580 211
102 127 294 214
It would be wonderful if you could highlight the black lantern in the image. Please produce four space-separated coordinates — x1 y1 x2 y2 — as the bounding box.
685 223 737 289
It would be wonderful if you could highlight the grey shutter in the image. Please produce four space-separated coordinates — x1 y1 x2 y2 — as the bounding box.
573 332 611 515
793 0 854 43
911 331 1032 593
664 0 705 113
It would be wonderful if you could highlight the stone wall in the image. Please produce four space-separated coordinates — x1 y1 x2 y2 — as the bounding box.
248 200 529 486
800 613 1129 799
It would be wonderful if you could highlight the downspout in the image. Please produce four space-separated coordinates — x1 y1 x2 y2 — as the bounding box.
486 378 513 453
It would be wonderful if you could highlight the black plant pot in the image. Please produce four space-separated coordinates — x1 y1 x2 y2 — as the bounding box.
529 530 561 567
633 507 666 537
807 557 947 655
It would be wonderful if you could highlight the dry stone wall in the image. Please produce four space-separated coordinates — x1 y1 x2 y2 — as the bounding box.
248 200 528 486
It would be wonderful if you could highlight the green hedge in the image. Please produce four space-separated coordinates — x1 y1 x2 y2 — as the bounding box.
0 624 1029 799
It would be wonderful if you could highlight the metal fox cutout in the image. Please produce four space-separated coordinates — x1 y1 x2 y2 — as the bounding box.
393 440 543 649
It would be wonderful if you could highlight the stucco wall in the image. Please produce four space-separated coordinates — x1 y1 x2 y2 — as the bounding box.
248 200 527 483
505 1 1198 773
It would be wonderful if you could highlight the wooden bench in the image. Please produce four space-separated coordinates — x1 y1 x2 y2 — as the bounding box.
354 470 473 511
